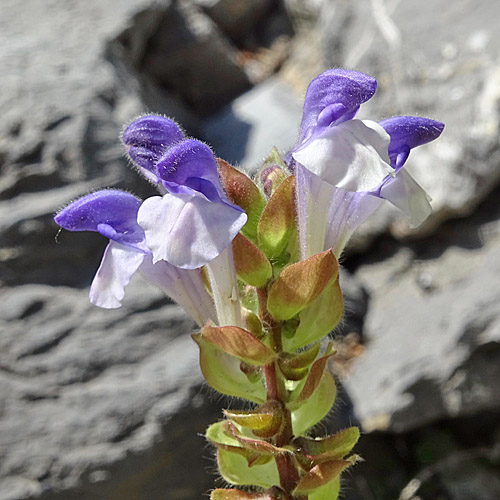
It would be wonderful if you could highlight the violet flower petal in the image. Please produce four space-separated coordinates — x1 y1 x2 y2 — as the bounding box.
379 116 445 170
54 190 147 251
89 241 146 308
298 69 377 147
156 139 223 198
123 115 184 182
137 193 247 269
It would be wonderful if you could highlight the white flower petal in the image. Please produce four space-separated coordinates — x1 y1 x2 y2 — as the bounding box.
89 241 145 308
379 168 432 227
293 119 393 192
137 193 246 269
139 256 216 326
295 164 335 260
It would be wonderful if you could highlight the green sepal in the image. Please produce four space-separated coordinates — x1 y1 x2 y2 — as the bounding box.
256 175 295 259
218 448 280 488
296 427 360 460
218 158 266 242
258 147 289 197
193 334 266 403
267 250 338 321
240 285 258 314
278 342 321 381
206 421 271 467
293 458 355 495
290 370 336 436
306 477 340 500
211 489 280 500
224 421 290 456
224 400 283 438
201 324 275 366
263 146 288 171
283 278 343 352
242 308 264 339
288 343 335 407
232 233 273 287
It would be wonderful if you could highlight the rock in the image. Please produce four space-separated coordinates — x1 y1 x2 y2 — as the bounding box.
200 76 303 170
343 188 500 433
398 447 500 500
0 280 222 500
137 2 252 116
194 0 272 41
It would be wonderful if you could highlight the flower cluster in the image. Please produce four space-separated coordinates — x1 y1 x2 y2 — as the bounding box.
55 69 443 500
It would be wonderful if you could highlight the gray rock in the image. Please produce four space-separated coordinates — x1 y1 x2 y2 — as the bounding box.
138 2 252 116
194 0 272 40
200 76 303 170
0 280 222 500
344 202 500 433
398 448 500 500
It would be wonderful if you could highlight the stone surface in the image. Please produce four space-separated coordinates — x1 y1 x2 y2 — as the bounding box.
200 76 302 170
344 187 500 433
398 448 500 500
0 279 222 500
194 0 272 40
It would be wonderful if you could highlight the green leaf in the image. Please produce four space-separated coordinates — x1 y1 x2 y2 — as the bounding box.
211 489 277 500
206 421 271 467
296 427 360 461
193 334 266 403
267 250 338 321
288 344 335 406
290 370 336 436
201 325 275 366
218 448 280 488
224 422 290 456
293 459 351 495
232 233 272 287
218 158 266 242
283 278 343 352
224 400 283 437
257 175 295 258
308 477 340 500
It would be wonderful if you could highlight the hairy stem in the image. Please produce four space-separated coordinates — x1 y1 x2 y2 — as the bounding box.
258 286 301 497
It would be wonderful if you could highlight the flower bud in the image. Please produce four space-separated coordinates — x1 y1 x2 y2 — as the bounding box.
217 158 266 242
232 233 272 287
256 175 296 259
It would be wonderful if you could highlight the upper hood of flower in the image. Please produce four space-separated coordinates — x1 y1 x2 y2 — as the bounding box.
54 190 148 252
297 69 377 148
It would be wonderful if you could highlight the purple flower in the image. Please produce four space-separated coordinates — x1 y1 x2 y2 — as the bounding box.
54 190 216 324
55 115 247 322
289 69 444 257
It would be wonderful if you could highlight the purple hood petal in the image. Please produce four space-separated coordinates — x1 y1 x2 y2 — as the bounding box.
123 115 184 182
298 69 377 147
379 116 445 170
54 190 146 250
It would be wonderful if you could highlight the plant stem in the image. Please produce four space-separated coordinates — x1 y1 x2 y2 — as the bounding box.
258 286 300 496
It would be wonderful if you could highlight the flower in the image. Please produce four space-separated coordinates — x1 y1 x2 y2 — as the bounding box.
54 189 216 325
288 69 444 258
55 115 248 325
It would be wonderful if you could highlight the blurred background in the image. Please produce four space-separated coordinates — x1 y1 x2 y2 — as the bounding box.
1 0 500 498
